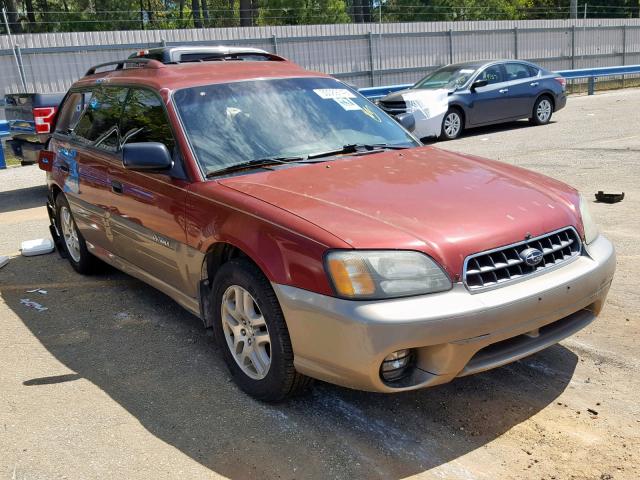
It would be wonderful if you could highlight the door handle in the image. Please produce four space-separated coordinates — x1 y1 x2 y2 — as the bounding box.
530 82 539 87
111 180 123 194
58 162 69 173
499 88 509 93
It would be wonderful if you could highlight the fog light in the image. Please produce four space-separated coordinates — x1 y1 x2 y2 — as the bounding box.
380 349 413 382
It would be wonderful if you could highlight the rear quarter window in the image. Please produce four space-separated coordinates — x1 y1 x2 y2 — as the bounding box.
56 91 93 134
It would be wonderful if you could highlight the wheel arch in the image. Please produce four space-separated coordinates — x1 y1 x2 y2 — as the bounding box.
50 183 63 203
535 91 555 110
448 104 467 127
198 241 273 328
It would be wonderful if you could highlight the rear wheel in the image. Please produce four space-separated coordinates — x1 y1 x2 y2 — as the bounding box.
55 194 97 274
530 96 553 125
440 109 463 140
211 258 311 402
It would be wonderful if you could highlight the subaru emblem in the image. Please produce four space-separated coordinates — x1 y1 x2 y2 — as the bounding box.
520 247 544 267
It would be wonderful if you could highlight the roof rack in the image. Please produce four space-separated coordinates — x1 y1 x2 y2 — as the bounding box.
85 58 165 76
174 52 287 64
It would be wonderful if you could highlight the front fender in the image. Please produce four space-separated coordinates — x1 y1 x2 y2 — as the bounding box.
187 183 347 298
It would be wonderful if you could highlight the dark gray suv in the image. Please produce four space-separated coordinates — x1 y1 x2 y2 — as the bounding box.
379 60 567 140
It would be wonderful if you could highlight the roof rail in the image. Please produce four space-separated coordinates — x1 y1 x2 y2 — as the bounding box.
85 58 165 76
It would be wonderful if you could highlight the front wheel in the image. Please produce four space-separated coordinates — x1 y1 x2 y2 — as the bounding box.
530 96 553 125
440 109 464 140
211 258 311 402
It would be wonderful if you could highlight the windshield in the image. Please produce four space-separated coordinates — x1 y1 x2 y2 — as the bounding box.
414 66 477 90
173 77 418 174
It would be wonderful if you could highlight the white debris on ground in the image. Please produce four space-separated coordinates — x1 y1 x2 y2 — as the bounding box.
20 298 48 312
0 255 8 269
401 88 449 138
26 288 48 295
21 238 54 257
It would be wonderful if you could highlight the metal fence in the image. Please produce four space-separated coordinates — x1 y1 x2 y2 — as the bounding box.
1 18 640 104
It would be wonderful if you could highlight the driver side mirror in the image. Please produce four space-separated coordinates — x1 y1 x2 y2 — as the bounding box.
395 112 415 132
122 142 173 171
470 79 488 92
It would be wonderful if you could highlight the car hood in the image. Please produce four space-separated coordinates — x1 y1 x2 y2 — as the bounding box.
381 89 413 102
219 146 581 278
382 87 454 103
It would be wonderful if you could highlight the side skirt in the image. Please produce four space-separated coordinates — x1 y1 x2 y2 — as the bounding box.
86 241 202 319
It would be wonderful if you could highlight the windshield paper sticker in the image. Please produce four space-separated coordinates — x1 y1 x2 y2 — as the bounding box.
333 97 361 111
313 89 356 99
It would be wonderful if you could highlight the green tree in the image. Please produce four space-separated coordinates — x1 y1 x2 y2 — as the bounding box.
257 0 350 26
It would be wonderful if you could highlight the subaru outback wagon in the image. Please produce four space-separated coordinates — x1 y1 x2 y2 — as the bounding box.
40 53 615 401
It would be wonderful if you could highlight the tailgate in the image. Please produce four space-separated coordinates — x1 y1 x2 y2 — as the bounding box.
4 93 64 139
4 93 36 136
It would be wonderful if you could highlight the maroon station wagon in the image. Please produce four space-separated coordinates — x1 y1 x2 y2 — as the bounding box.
40 54 616 401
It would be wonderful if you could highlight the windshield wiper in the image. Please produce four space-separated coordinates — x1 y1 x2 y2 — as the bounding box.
307 143 410 160
205 145 411 177
205 156 305 178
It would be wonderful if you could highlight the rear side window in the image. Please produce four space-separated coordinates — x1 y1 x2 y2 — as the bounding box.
73 87 128 152
120 88 175 153
505 63 534 81
55 91 93 134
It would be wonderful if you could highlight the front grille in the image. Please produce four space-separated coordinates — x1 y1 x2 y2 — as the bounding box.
463 227 581 291
378 100 407 115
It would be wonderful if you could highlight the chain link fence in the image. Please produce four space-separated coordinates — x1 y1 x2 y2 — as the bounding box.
1 18 640 118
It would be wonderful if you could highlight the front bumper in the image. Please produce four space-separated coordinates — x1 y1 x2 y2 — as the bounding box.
273 234 615 392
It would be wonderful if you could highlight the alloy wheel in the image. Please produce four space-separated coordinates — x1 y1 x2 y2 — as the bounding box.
444 112 461 138
537 99 552 123
221 285 272 380
60 206 81 262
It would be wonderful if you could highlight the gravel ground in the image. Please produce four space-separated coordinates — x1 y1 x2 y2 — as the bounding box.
1 88 638 480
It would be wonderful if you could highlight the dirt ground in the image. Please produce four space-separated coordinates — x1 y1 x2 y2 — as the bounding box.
1 88 638 480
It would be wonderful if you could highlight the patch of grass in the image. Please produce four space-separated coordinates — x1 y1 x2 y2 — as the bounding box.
1 142 21 167
567 76 640 96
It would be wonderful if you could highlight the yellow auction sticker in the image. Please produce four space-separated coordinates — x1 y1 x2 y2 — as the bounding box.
361 104 382 122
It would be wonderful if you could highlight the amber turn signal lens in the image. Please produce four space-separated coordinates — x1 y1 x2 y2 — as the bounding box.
325 250 451 300
327 257 375 298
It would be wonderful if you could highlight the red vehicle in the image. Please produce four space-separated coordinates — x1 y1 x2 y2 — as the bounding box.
41 54 615 401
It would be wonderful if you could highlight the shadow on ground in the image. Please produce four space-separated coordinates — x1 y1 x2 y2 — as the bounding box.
421 120 556 145
0 185 48 214
2 254 578 479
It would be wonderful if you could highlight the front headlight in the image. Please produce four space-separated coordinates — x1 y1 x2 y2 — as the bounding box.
579 194 599 244
325 250 451 300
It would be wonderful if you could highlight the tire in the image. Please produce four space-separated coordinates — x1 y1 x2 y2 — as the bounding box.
211 258 312 402
440 108 464 140
55 194 97 274
530 95 553 125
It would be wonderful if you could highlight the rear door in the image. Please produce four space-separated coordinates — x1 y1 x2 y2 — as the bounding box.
51 87 123 256
106 87 190 292
502 62 540 118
